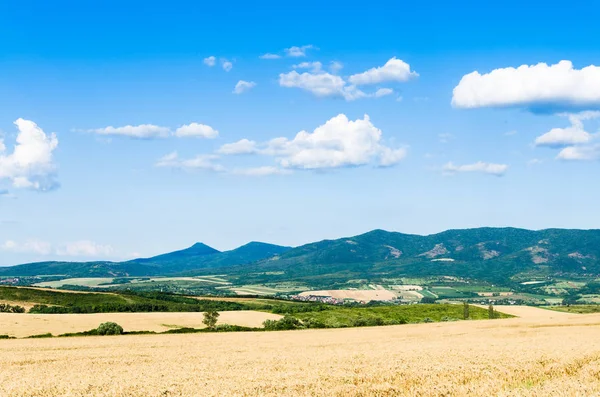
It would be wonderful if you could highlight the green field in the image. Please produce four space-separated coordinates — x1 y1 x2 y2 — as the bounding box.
34 278 115 288
547 305 600 314
292 304 511 327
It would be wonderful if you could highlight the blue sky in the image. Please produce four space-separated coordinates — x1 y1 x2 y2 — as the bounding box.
1 1 600 265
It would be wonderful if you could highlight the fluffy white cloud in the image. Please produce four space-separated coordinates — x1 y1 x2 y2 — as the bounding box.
174 123 219 138
293 62 322 73
285 45 314 57
231 166 291 176
280 58 416 101
1 239 52 255
56 240 114 257
557 145 600 161
233 80 257 95
203 56 216 67
349 58 418 85
89 124 170 139
443 161 508 176
155 152 225 172
221 59 233 72
0 119 59 191
452 60 600 110
264 114 406 169
0 138 5 153
259 53 281 60
217 139 257 155
535 112 599 147
374 88 394 98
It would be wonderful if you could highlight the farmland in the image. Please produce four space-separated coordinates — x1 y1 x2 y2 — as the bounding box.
2 307 600 396
0 311 282 338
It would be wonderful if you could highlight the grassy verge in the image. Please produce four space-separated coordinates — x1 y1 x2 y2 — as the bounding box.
545 305 600 314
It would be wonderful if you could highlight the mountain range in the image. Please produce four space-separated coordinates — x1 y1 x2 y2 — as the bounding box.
2 228 600 285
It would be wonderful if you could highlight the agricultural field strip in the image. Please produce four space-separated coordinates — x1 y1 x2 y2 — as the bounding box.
0 311 282 338
3 308 600 396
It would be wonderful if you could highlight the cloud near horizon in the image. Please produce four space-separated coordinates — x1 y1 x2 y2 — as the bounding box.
443 161 509 176
86 123 218 139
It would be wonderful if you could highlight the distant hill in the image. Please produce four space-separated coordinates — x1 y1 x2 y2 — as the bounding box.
2 228 600 285
0 242 291 278
191 228 600 286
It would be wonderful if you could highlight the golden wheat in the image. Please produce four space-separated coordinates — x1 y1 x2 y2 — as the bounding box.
0 311 282 337
1 306 600 396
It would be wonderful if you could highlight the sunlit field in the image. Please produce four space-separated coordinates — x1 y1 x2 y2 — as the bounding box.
2 307 600 396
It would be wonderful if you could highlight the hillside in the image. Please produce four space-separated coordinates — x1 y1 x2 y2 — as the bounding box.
0 242 291 278
200 228 600 285
2 228 600 285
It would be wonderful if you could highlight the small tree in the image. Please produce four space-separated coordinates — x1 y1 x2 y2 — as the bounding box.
203 310 220 329
488 304 495 319
97 322 123 335
463 302 470 320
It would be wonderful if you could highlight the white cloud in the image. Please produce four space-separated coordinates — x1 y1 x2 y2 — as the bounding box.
293 62 322 73
89 124 170 139
278 71 369 101
285 45 314 57
259 53 281 60
231 166 291 176
534 112 599 147
233 80 257 94
1 239 52 255
374 88 394 98
443 161 509 176
56 240 114 257
203 56 216 67
505 130 518 136
0 119 59 191
452 60 600 110
217 139 257 155
174 123 219 138
329 61 343 74
280 59 416 101
155 152 225 172
349 57 418 86
221 59 233 72
528 158 543 166
0 138 5 152
264 114 406 169
557 145 600 161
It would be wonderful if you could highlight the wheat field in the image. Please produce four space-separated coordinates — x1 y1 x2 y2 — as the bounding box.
0 311 282 338
2 306 600 396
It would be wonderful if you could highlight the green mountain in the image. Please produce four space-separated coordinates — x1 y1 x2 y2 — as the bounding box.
193 228 600 286
2 228 600 286
0 242 291 277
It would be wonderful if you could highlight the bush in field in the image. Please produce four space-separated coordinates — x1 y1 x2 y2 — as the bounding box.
463 302 470 320
420 297 436 304
488 305 496 319
97 322 124 335
422 317 434 323
263 315 304 331
203 310 220 329
0 303 26 313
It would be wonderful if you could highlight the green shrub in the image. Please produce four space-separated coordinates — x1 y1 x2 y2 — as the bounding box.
96 322 124 335
0 303 26 313
0 335 15 339
27 333 53 338
263 315 304 331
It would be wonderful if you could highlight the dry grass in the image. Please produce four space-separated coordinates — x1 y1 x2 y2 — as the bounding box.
2 306 600 396
0 311 282 337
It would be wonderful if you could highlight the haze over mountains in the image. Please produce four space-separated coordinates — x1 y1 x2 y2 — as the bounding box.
2 228 600 285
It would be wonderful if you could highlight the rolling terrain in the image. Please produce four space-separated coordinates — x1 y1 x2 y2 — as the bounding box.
2 227 600 288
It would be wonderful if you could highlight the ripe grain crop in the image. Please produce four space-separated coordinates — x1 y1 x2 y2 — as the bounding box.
2 306 600 396
0 310 281 338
